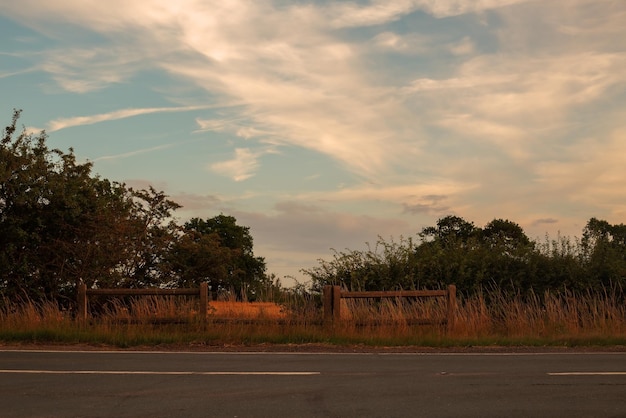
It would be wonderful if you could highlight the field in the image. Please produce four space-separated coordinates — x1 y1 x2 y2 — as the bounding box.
2 288 626 349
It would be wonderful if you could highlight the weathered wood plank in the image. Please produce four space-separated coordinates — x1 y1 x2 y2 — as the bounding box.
340 290 448 298
85 288 200 296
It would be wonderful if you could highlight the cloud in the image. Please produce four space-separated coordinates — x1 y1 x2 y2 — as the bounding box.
2 0 626 276
325 0 531 26
0 66 38 79
235 200 411 256
403 50 626 166
373 32 428 53
403 194 450 215
327 1 421 28
533 127 626 210
448 36 475 56
532 218 558 226
414 0 532 18
306 182 476 208
38 46 149 93
92 144 175 162
1 0 574 184
4 0 419 180
209 148 260 181
48 105 209 132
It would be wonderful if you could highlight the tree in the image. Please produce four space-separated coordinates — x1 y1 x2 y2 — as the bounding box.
169 215 267 299
481 219 531 251
475 219 535 292
582 218 626 288
110 186 181 288
0 110 182 302
303 237 422 292
167 227 234 289
415 216 484 292
1 110 134 300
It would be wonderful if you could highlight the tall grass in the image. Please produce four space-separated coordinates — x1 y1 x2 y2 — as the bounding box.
452 288 626 343
1 288 625 348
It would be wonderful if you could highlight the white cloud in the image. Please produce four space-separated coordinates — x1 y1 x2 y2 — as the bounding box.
92 144 175 162
414 0 531 18
1 0 548 181
2 0 626 276
210 148 260 181
403 50 626 165
327 0 420 28
48 105 209 132
325 0 531 27
373 32 428 53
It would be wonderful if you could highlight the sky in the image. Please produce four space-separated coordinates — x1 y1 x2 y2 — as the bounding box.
1 0 625 287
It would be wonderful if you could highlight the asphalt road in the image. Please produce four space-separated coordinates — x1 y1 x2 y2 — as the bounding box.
1 349 626 417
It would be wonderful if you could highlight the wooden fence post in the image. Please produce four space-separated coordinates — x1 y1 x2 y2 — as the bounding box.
323 286 333 323
447 284 457 331
77 283 87 322
323 285 342 325
332 285 341 323
199 282 208 322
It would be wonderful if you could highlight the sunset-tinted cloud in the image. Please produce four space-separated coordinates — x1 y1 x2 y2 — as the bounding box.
2 0 624 283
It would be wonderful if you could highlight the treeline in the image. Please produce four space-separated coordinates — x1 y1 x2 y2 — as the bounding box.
303 216 626 296
4 110 626 305
1 110 273 304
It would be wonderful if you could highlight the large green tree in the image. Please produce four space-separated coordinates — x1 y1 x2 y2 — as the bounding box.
582 218 626 288
169 215 267 299
110 186 181 288
1 110 130 300
0 111 181 301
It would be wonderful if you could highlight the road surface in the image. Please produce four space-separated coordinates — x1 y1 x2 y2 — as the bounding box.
1 349 625 417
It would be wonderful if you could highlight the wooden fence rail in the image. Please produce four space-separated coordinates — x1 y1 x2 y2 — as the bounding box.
77 283 209 322
323 285 456 330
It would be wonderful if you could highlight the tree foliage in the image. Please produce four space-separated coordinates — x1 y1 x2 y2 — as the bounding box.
1 110 137 301
0 110 268 303
4 110 625 304
304 215 626 296
168 215 267 299
582 217 626 287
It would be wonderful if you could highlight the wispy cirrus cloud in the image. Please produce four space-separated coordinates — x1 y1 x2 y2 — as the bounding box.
9 0 622 185
92 143 175 162
47 105 210 132
2 0 626 281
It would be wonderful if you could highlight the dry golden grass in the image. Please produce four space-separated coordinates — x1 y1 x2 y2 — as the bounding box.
448 289 626 340
2 288 626 347
0 299 70 329
209 301 286 319
340 297 446 323
91 297 286 321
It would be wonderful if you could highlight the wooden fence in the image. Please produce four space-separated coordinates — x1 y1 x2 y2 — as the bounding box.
323 285 456 329
76 282 209 322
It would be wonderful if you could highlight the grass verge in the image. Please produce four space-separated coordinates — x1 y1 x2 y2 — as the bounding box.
1 289 626 350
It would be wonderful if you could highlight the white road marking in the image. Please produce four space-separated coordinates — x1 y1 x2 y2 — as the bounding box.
0 370 319 376
548 372 626 376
